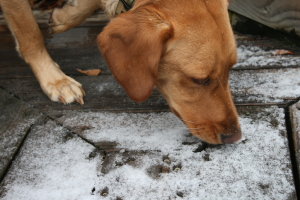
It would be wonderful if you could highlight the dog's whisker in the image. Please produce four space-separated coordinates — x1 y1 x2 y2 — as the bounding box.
217 75 226 92
171 126 203 132
189 130 203 133
173 126 199 129
180 118 200 125
173 127 204 134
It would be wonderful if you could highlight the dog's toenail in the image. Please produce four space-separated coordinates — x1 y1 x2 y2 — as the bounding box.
76 98 84 105
80 87 86 96
58 96 66 104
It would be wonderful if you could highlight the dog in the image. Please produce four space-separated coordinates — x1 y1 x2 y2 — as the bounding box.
1 0 242 144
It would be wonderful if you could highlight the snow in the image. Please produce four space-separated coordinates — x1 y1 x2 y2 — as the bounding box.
64 112 189 152
229 68 300 102
228 45 300 103
0 107 295 200
0 42 298 200
1 120 100 200
234 45 299 68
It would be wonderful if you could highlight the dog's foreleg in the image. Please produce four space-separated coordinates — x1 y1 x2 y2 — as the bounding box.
49 0 103 34
0 0 85 104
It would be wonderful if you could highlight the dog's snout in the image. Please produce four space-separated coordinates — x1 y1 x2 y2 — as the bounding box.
221 132 242 144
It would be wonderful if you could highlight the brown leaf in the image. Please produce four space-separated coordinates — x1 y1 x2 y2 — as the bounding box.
77 69 102 76
272 49 293 55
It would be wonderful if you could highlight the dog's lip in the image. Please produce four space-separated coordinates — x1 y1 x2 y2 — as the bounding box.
233 134 245 144
220 133 245 144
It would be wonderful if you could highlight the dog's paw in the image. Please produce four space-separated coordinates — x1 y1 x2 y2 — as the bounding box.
49 0 100 34
41 75 85 105
49 0 84 34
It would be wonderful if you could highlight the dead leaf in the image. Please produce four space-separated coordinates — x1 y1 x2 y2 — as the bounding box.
77 69 102 76
272 49 293 55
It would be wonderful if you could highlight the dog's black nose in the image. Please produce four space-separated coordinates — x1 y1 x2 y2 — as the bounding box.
221 133 242 144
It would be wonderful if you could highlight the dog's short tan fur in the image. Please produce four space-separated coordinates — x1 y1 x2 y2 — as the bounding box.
2 0 241 144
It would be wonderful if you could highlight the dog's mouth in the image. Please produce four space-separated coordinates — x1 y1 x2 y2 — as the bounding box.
170 107 242 144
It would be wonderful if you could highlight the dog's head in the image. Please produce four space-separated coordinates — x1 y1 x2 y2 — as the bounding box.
98 0 241 144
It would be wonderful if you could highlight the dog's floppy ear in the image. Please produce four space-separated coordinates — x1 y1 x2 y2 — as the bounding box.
97 6 173 102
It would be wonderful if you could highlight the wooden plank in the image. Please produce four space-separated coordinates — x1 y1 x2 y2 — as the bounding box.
0 47 110 78
0 67 299 114
230 68 300 103
44 26 105 49
2 30 300 79
2 24 300 80
289 103 300 187
229 0 300 38
0 26 105 48
0 88 43 180
0 26 110 78
1 24 300 111
0 118 97 197
0 76 169 112
235 33 300 54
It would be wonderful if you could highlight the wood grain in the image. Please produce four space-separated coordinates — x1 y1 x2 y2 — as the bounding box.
289 104 300 185
0 88 43 180
1 68 299 113
229 0 300 37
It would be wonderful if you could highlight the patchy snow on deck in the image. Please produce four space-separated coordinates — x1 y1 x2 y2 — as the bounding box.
228 45 300 103
0 107 295 200
0 37 298 200
229 68 300 103
234 45 299 68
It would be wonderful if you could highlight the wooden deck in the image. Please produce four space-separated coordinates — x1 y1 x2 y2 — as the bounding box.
0 22 170 112
0 18 300 198
1 23 300 111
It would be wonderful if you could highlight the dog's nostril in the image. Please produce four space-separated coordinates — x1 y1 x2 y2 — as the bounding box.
221 133 241 144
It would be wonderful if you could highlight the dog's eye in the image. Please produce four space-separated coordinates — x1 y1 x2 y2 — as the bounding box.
192 78 211 86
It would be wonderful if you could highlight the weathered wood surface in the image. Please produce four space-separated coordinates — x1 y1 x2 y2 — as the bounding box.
229 0 300 38
1 67 300 112
33 106 296 199
0 17 299 198
289 103 300 186
2 29 300 79
0 88 43 181
1 26 300 112
0 25 110 78
0 76 169 112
